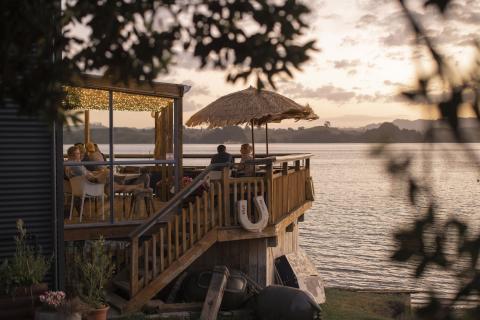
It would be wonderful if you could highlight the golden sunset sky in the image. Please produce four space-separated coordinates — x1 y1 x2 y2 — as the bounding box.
83 0 480 129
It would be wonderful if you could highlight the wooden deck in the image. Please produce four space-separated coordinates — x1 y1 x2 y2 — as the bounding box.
64 153 314 313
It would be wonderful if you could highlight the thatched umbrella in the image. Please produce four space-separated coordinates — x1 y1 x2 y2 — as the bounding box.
186 86 318 157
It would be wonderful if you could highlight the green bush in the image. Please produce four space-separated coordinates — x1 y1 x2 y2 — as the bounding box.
0 219 51 295
74 237 115 309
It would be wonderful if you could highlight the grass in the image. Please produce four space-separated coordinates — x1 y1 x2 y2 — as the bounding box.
321 288 412 320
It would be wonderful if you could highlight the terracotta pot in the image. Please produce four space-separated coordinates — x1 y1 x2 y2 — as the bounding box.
86 305 109 320
0 283 48 320
34 309 61 320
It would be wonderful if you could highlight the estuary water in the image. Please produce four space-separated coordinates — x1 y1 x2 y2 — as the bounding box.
98 143 480 305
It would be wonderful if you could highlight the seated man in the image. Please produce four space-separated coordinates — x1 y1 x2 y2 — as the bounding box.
65 145 109 183
210 144 234 170
65 146 95 180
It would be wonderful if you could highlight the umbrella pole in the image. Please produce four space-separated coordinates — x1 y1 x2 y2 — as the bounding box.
251 120 255 159
84 110 90 144
265 122 269 156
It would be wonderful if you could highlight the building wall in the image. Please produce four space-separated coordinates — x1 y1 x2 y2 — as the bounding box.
188 238 269 286
188 223 300 287
0 105 62 288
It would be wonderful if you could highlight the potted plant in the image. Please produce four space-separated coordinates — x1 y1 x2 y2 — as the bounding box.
0 219 51 319
75 237 115 320
35 291 66 319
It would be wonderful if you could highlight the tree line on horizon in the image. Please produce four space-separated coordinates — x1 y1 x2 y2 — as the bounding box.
63 120 480 144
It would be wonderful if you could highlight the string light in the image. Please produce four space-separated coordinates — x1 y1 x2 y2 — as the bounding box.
63 86 173 112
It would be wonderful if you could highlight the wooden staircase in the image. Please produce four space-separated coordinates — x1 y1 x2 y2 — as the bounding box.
107 170 225 313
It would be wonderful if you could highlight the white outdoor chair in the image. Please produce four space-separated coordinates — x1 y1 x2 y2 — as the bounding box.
69 175 105 222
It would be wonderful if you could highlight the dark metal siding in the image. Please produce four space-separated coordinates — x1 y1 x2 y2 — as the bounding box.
0 105 58 287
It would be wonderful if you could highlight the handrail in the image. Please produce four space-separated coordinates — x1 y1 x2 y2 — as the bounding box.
271 153 313 163
128 162 231 239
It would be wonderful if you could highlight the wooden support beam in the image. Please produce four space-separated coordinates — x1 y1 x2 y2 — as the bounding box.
200 266 230 320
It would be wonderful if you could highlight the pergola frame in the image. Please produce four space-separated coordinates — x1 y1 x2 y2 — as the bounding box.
63 74 189 224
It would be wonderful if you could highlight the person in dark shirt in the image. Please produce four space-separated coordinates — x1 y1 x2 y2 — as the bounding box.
210 144 234 168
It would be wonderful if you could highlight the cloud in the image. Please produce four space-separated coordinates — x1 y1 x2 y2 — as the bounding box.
380 26 413 47
183 97 203 112
281 84 356 102
356 14 378 28
182 80 211 96
332 59 361 69
340 36 360 47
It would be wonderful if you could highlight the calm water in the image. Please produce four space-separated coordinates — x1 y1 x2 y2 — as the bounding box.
77 143 480 305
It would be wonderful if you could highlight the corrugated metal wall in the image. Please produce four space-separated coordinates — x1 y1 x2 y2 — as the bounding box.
0 104 60 287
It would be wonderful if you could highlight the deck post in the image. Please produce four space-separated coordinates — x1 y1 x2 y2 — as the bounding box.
265 161 273 214
130 237 139 295
222 167 231 226
173 97 183 197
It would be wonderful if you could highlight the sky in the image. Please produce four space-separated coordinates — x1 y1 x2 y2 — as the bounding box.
87 0 480 129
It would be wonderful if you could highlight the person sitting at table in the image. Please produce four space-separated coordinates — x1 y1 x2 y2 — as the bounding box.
94 143 107 161
84 142 106 171
65 145 109 184
65 146 95 180
210 144 234 170
238 143 255 176
74 142 86 160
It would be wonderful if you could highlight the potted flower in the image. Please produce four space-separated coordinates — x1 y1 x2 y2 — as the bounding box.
35 291 66 319
74 237 114 320
0 219 51 319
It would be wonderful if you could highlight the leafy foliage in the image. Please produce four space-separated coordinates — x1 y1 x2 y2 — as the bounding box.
1 0 316 124
74 237 115 309
0 219 51 295
378 0 480 318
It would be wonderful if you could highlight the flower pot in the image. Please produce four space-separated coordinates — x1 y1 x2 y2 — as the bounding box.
86 305 109 320
35 309 61 320
34 309 82 320
0 283 48 320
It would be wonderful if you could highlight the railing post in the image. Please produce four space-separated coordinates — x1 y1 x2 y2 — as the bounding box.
282 161 288 175
130 236 139 295
265 162 273 222
222 167 231 226
294 160 300 171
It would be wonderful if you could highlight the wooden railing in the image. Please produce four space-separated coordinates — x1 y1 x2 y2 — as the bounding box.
98 154 312 310
128 164 226 296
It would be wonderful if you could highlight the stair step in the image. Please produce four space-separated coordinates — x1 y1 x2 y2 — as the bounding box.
112 279 130 296
106 292 128 311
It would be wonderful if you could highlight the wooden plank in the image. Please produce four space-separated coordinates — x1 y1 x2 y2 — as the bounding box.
257 239 267 287
64 222 142 241
123 230 218 313
247 182 251 221
156 302 202 312
159 228 165 272
199 266 230 320
196 196 202 238
233 183 238 220
203 191 209 232
152 234 157 277
189 202 195 247
167 221 172 266
248 240 258 283
222 168 230 226
144 240 150 285
71 73 185 98
210 183 215 227
217 182 223 227
175 215 180 259
130 237 139 295
182 208 187 254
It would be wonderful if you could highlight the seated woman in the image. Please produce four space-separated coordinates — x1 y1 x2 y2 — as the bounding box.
238 143 255 176
83 142 106 172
